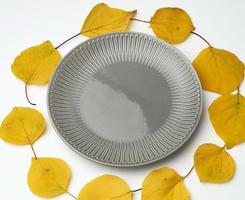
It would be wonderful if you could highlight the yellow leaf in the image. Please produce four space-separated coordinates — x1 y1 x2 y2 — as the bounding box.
194 143 235 183
150 7 194 43
209 94 245 148
81 3 136 37
0 107 46 145
12 40 61 85
78 175 131 200
193 47 244 94
142 167 190 200
28 157 71 198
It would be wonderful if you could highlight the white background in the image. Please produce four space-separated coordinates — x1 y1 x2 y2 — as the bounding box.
0 0 245 199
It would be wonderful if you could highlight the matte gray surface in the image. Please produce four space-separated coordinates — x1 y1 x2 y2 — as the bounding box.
47 32 202 167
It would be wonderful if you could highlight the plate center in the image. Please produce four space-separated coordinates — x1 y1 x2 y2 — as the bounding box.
80 62 171 142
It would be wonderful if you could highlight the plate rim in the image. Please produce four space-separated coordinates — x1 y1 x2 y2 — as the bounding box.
47 31 203 167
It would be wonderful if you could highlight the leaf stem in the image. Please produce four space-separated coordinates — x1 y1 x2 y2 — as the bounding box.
131 18 150 24
56 16 150 50
25 83 36 106
30 143 38 159
237 86 240 104
66 191 77 199
112 166 195 199
111 188 142 199
131 188 142 193
55 33 81 49
184 165 194 179
21 121 38 159
191 31 212 47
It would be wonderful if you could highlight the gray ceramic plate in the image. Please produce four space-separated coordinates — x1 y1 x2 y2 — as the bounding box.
47 32 202 167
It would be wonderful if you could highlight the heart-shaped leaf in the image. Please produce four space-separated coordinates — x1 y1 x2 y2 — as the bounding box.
81 3 136 37
150 7 194 43
0 107 46 145
12 40 61 84
28 157 71 198
194 143 235 182
193 47 244 94
78 175 131 200
209 94 245 148
142 167 190 200
11 40 61 105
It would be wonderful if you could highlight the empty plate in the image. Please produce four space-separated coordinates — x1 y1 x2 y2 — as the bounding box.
47 32 202 167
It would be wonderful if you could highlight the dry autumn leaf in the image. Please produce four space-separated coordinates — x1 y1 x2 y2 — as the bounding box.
28 157 71 198
78 175 131 200
150 7 194 43
12 41 61 84
0 107 46 145
209 94 245 149
142 167 190 200
194 143 235 183
81 3 136 37
193 47 244 94
11 40 61 105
